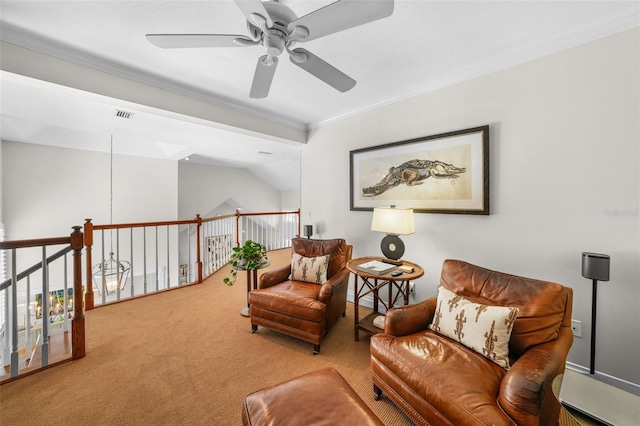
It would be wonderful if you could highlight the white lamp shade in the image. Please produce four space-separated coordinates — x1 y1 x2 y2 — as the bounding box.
371 207 415 235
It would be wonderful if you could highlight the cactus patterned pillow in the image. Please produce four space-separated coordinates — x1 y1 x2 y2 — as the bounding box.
289 253 330 284
429 286 519 369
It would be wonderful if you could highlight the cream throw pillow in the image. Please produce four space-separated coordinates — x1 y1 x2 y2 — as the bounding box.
290 253 329 284
429 286 519 369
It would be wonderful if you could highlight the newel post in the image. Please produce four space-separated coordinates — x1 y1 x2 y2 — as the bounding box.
195 214 203 284
70 226 86 359
83 218 94 310
235 209 241 247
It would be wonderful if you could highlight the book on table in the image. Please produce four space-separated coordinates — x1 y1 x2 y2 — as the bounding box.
398 265 414 273
356 260 397 275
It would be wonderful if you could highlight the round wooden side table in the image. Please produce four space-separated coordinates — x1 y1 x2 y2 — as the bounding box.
347 257 424 341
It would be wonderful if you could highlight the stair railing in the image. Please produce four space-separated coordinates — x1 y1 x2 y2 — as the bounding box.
1 210 300 381
235 209 301 250
84 216 203 310
0 226 84 380
84 210 300 309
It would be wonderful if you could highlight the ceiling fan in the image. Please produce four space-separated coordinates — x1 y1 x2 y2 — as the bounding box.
146 0 394 98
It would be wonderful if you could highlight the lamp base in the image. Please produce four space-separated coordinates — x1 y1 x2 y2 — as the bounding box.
380 258 403 266
380 234 405 263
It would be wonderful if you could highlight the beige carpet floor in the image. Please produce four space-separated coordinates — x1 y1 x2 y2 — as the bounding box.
1 249 580 425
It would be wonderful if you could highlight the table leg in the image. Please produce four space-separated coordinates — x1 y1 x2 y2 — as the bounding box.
354 275 360 341
373 278 379 313
241 269 252 317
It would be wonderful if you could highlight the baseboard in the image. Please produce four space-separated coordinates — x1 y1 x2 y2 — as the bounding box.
347 290 373 311
565 362 640 396
347 290 405 314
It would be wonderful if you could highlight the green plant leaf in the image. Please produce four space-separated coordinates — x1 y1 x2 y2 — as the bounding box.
224 240 268 286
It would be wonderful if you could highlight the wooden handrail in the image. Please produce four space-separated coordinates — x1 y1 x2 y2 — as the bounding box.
201 213 235 223
0 245 72 291
0 236 71 250
235 209 300 217
91 218 197 230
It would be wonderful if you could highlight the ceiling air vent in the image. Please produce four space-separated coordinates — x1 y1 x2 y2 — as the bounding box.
115 109 135 119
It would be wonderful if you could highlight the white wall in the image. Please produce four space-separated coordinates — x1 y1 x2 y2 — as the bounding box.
281 189 301 212
2 141 178 239
177 161 283 219
302 29 639 388
0 140 3 224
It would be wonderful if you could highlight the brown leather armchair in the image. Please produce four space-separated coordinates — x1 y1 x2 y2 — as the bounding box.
370 259 574 426
249 238 352 354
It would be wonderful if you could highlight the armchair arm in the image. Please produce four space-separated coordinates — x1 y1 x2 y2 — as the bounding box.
318 268 350 304
498 327 574 426
384 297 437 337
258 263 291 289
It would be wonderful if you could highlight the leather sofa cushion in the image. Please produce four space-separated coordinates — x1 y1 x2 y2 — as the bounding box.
440 260 571 356
371 331 510 425
250 281 326 322
292 238 348 279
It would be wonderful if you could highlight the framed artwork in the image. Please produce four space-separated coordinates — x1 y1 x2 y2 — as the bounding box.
350 125 489 214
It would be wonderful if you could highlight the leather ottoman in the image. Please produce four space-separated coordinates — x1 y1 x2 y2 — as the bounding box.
242 367 384 426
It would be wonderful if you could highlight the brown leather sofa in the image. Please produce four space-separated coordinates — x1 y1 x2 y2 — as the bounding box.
371 259 574 426
249 238 352 354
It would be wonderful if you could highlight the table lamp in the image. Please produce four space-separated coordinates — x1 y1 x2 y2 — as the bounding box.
371 206 414 265
581 252 610 375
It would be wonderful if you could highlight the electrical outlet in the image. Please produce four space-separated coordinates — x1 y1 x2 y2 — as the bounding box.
409 282 415 294
571 320 582 337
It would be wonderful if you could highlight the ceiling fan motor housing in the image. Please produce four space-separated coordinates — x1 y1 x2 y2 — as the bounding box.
264 31 286 56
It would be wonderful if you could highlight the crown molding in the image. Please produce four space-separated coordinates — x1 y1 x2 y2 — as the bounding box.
308 14 640 130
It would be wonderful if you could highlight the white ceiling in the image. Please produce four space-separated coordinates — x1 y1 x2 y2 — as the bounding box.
1 1 638 191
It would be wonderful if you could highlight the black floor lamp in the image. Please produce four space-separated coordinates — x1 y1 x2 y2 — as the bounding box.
581 252 610 375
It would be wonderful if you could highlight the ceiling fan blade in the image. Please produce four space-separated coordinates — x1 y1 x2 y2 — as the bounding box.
233 0 273 28
287 0 394 43
250 55 279 99
289 48 356 93
146 34 253 48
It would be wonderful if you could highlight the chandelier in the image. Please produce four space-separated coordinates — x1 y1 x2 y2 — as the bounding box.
92 252 131 295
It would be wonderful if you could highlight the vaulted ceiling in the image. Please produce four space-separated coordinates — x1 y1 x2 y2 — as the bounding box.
1 1 638 191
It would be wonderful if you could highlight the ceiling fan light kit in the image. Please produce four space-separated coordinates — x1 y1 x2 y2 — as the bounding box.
146 0 394 98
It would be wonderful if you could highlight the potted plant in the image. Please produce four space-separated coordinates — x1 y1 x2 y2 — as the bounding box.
223 240 268 286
